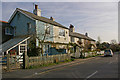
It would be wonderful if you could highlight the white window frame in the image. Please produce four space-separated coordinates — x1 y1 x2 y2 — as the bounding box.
59 29 65 37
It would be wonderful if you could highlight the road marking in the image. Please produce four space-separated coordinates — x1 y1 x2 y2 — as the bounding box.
85 71 98 80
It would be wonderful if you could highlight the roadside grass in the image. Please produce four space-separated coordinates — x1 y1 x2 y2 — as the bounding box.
27 58 75 69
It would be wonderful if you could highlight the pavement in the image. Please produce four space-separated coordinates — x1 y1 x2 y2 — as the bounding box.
2 52 119 79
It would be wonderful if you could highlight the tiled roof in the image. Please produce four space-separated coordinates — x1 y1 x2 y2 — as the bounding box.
1 35 30 52
69 32 95 41
16 8 69 29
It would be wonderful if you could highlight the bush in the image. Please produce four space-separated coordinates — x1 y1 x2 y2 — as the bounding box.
28 39 41 57
71 58 75 61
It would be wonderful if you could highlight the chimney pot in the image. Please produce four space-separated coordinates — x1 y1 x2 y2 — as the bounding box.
69 24 75 32
69 24 74 28
35 5 38 9
85 32 88 36
50 17 55 21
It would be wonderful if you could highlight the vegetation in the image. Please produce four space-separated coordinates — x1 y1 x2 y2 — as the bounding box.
27 38 41 57
96 37 120 52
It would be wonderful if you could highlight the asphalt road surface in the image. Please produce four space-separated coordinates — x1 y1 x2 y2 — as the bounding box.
28 52 119 78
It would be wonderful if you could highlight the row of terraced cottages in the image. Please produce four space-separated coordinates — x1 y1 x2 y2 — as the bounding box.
0 5 96 57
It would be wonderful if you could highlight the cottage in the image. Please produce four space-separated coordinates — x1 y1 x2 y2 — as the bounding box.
6 5 70 56
69 24 96 57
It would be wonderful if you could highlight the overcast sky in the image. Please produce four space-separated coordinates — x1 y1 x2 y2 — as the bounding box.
2 2 118 43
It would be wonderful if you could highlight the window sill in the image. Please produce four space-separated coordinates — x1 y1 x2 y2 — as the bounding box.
5 33 13 35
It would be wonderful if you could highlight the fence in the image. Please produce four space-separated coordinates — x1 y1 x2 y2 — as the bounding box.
2 54 24 71
27 53 71 68
2 51 104 70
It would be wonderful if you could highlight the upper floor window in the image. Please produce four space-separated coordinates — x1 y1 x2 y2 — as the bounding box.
59 29 65 36
27 23 31 34
45 25 50 34
5 27 12 35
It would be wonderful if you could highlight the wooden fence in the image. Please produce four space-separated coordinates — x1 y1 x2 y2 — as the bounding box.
2 51 104 70
2 54 24 71
26 54 71 68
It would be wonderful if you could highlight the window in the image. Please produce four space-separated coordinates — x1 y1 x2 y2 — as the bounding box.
20 46 26 53
45 25 50 34
5 27 12 35
59 29 65 36
27 23 31 34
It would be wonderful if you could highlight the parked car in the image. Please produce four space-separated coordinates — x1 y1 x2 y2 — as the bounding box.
104 49 113 57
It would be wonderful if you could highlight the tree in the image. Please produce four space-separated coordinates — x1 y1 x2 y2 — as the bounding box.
28 38 41 57
110 39 117 44
97 36 101 43
96 36 102 50
110 39 120 52
35 24 60 56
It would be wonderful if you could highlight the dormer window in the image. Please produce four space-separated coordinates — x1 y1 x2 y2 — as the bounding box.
5 27 12 35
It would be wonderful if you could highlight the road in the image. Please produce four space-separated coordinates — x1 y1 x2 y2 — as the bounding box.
2 52 119 79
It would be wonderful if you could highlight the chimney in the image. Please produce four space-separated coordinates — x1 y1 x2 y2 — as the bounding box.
50 17 55 21
69 24 75 32
33 4 41 16
85 32 88 36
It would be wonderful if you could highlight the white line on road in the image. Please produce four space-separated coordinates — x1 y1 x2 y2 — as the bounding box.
85 71 98 80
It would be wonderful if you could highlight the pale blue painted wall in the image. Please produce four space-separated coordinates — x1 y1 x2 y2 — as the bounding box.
10 11 36 36
36 20 54 42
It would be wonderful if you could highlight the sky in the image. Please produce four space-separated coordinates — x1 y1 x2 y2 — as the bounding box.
1 2 118 43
